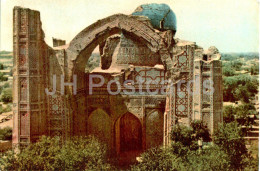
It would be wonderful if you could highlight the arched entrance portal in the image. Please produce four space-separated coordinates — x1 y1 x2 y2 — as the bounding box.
115 112 142 155
65 14 173 145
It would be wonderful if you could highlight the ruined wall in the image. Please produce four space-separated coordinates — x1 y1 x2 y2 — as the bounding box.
191 48 223 134
13 7 70 146
212 60 223 133
52 38 66 47
115 33 162 66
13 6 223 150
13 7 51 146
46 48 70 141
164 41 197 144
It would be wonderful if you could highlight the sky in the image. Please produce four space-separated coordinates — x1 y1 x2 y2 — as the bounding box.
0 0 259 52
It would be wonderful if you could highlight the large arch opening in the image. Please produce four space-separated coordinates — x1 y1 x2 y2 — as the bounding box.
65 14 173 83
64 13 173 155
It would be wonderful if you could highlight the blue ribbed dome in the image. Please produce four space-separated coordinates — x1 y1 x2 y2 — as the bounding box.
132 3 177 32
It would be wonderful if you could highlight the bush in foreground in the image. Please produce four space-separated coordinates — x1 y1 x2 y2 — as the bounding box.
0 136 112 170
130 147 186 171
131 145 231 171
132 121 258 171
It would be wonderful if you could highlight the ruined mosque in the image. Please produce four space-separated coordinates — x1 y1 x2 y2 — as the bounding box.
12 3 223 155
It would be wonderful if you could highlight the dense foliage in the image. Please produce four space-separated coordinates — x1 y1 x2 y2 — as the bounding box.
0 63 4 70
131 145 231 171
221 53 258 61
214 122 248 170
223 104 257 125
0 72 8 82
248 63 259 75
0 136 113 170
0 127 12 141
0 88 12 103
0 104 12 114
223 75 258 102
132 121 258 171
170 120 211 155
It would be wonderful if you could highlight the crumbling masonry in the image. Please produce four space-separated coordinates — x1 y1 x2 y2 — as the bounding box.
12 4 223 155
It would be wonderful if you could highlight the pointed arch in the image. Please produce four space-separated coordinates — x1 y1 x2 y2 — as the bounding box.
87 108 111 144
115 112 142 154
146 109 164 148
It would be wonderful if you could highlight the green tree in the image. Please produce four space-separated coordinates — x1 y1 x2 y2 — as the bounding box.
245 79 258 96
214 122 248 170
250 63 259 75
223 105 235 123
223 75 258 102
130 147 187 171
222 65 235 76
3 82 10 88
0 72 7 82
190 120 211 142
171 124 194 147
59 136 111 170
0 127 12 141
1 88 12 103
0 136 112 170
0 63 4 70
170 120 211 155
235 85 250 103
231 60 243 71
235 103 256 126
223 76 238 102
187 145 231 171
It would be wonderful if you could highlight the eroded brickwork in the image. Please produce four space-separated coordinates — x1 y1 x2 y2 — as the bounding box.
13 7 51 146
13 6 223 154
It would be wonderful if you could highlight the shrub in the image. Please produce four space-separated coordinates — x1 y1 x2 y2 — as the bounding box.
250 63 259 75
0 72 7 82
132 121 256 171
3 82 10 88
0 136 112 170
223 104 257 126
223 75 258 102
130 147 187 171
0 88 12 103
59 136 111 170
170 120 210 153
131 145 231 171
0 104 12 114
214 122 248 170
0 63 4 70
243 142 259 171
171 124 194 147
186 145 231 171
0 127 12 141
223 105 236 123
222 65 236 76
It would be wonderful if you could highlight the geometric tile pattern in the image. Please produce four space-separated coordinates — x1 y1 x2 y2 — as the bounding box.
175 83 188 116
